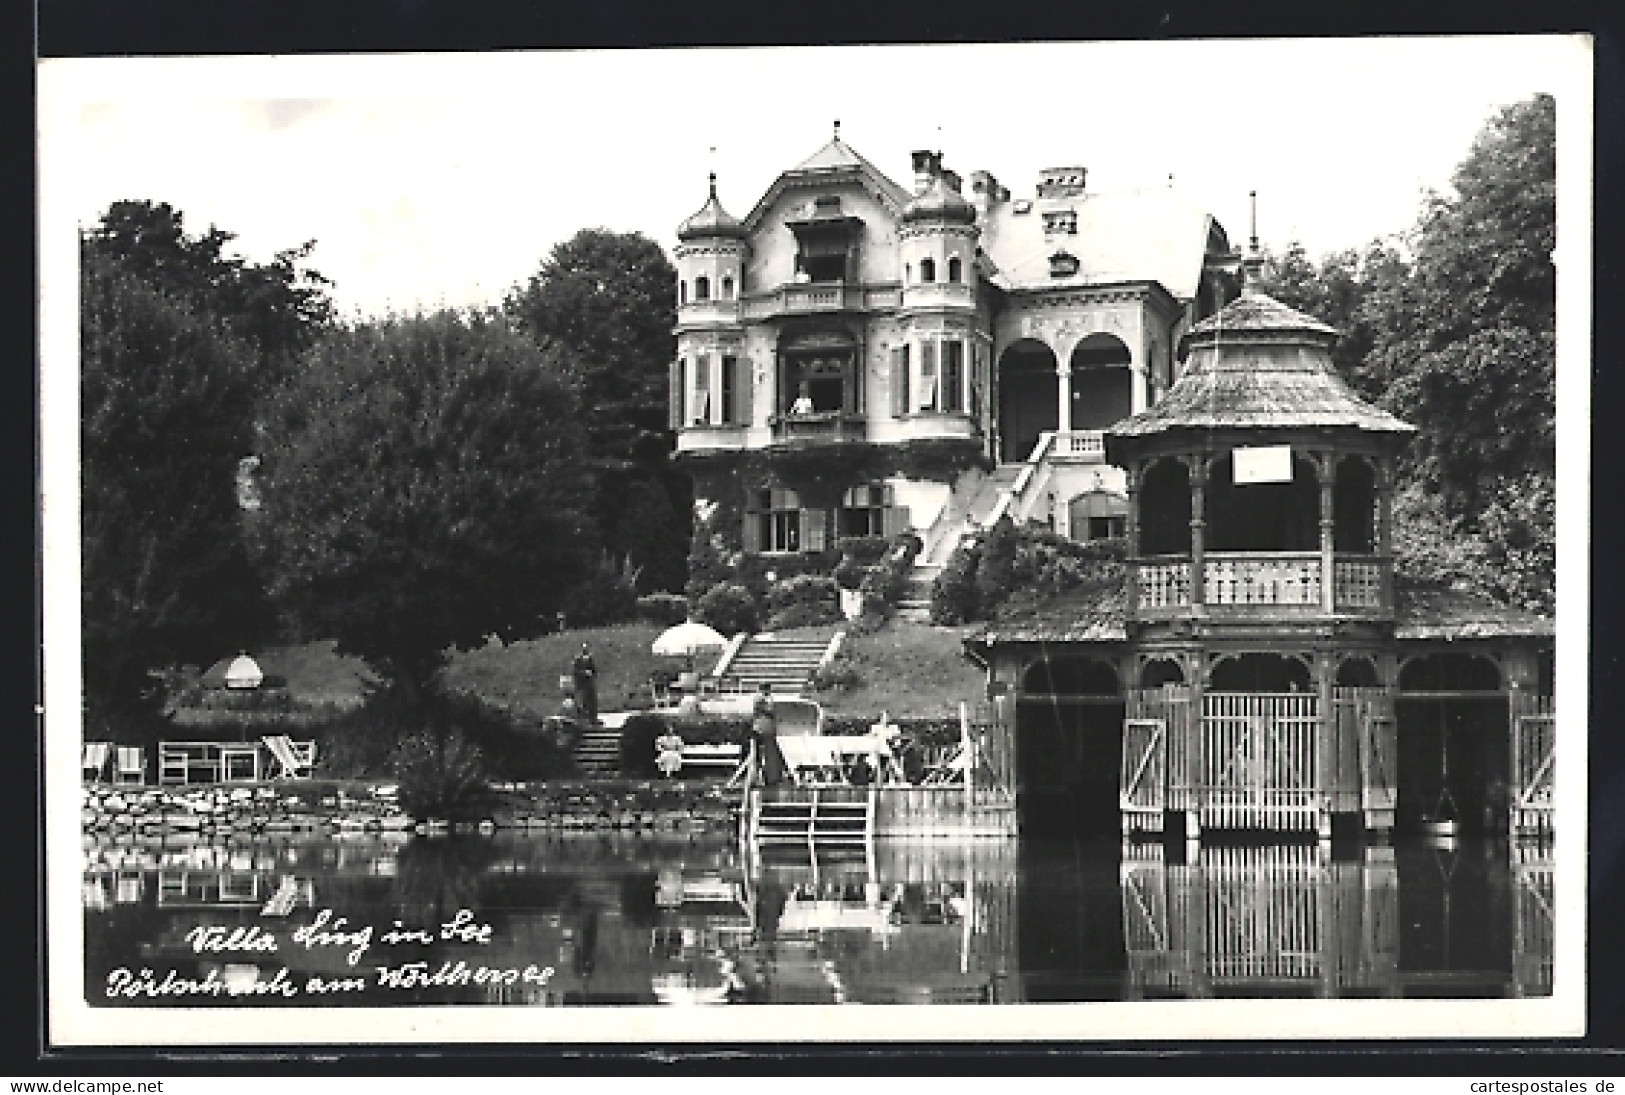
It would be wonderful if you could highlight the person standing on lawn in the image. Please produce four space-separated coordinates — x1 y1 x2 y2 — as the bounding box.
572 643 599 723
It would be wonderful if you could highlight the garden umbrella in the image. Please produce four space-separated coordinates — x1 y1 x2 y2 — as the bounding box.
651 621 728 657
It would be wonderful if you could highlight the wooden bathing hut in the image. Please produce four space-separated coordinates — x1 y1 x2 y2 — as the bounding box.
966 246 1555 841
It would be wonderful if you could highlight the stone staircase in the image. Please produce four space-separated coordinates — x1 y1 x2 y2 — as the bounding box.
716 634 833 695
572 718 624 777
901 463 1024 622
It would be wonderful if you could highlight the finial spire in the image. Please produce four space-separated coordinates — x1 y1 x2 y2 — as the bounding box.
1241 189 1265 298
1248 189 1259 253
833 119 840 140
708 171 717 199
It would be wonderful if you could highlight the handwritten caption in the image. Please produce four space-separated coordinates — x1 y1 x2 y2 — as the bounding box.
103 909 555 999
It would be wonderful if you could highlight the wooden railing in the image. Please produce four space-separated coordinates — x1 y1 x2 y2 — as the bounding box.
1131 553 1394 614
1205 552 1322 606
769 411 868 444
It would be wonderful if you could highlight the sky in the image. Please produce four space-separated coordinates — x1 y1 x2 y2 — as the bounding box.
40 36 1587 319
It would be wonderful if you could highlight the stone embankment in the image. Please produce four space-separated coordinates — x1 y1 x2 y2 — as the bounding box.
82 780 741 838
82 783 414 838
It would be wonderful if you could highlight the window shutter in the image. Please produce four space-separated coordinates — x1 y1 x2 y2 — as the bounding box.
920 342 938 411
802 508 828 553
890 346 909 418
670 359 684 429
730 356 750 425
882 504 911 537
741 511 761 553
693 354 710 425
943 341 964 412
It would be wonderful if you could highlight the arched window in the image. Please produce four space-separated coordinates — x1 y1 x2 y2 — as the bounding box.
947 256 963 283
720 275 734 301
920 257 936 283
903 263 911 285
694 275 711 301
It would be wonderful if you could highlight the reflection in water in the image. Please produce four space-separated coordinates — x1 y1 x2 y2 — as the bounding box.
83 831 1552 1006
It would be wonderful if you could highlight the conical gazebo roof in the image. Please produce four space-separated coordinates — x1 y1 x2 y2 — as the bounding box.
1109 268 1414 441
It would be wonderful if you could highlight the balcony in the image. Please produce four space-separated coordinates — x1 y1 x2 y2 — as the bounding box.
740 282 900 321
1134 553 1393 618
1048 429 1106 464
769 411 869 446
676 299 743 327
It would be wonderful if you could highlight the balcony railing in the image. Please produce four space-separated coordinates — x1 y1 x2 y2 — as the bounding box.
769 411 868 445
1050 429 1106 463
740 282 900 321
1133 553 1393 615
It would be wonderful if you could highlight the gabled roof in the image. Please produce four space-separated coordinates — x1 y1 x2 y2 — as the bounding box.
980 185 1223 300
742 136 913 231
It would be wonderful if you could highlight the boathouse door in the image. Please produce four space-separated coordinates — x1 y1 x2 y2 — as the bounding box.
1198 693 1320 833
1123 686 1191 833
1016 657 1124 835
1395 653 1509 835
1510 693 1555 837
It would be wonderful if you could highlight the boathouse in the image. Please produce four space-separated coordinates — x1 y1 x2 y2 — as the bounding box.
967 247 1555 839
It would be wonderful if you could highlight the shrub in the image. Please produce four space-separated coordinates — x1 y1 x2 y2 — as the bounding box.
808 653 862 694
836 535 890 566
695 581 759 635
391 727 493 821
766 574 839 612
832 558 867 592
764 600 842 632
930 540 981 624
618 711 670 778
636 593 690 626
563 556 639 627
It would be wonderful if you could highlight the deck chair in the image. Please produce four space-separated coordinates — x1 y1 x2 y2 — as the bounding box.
921 743 973 786
82 741 112 782
262 735 316 779
112 746 145 786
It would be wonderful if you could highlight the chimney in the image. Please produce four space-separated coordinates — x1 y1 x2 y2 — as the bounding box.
1036 166 1087 200
942 168 962 194
911 149 939 195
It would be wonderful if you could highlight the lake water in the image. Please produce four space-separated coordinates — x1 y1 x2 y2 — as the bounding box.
82 831 1553 1006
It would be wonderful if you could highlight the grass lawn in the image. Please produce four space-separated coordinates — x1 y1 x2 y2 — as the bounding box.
440 623 726 722
243 618 985 727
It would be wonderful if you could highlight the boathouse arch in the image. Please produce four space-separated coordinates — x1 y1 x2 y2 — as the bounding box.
1016 653 1126 835
1395 650 1508 835
1139 657 1186 689
1335 656 1381 688
1207 652 1313 693
1022 655 1122 697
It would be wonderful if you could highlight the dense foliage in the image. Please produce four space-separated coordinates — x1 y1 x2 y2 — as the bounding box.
931 517 1127 624
79 202 332 728
1259 94 1556 613
252 309 598 695
506 229 691 594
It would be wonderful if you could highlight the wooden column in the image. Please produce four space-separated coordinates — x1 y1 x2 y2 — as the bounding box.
1315 649 1334 839
1375 459 1394 611
1189 455 1207 610
1319 453 1337 615
1124 461 1142 623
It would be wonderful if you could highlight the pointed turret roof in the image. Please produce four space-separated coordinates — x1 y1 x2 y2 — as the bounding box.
1109 257 1414 439
677 173 745 241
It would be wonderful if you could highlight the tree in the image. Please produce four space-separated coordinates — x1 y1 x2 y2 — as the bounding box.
85 200 333 383
1257 96 1556 614
506 230 692 593
251 309 598 697
80 248 274 722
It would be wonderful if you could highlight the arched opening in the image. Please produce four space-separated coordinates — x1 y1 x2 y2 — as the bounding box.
1396 652 1508 835
997 339 1059 463
1017 655 1124 836
1206 452 1321 552
1140 658 1186 689
1335 657 1380 688
1138 458 1192 556
694 275 710 301
1068 490 1127 542
1209 653 1312 693
920 257 937 283
1068 333 1133 430
720 275 735 301
947 256 963 283
1334 455 1376 554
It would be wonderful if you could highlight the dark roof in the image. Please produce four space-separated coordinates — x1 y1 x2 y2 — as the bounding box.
1393 581 1555 640
1186 292 1339 339
1108 289 1414 439
970 574 1553 646
677 177 745 241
